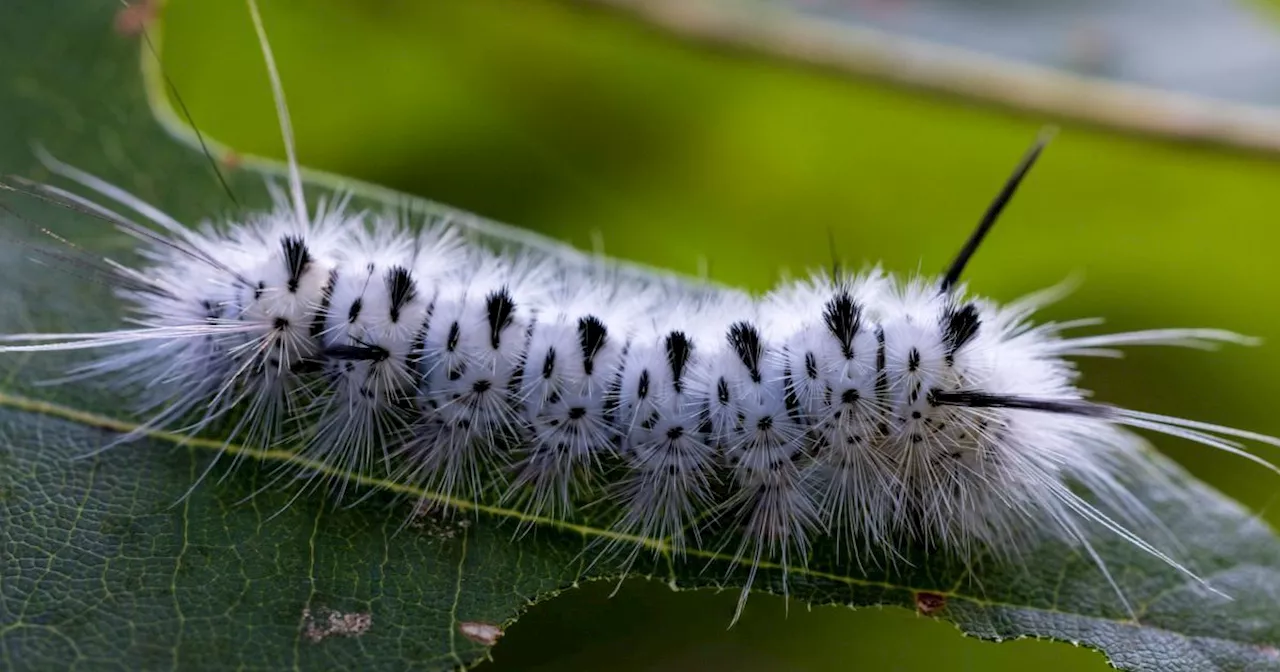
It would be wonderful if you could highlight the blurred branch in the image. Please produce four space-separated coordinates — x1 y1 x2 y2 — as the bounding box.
583 0 1280 154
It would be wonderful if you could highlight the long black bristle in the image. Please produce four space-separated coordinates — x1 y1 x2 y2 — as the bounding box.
929 389 1111 418
323 344 390 362
939 127 1056 293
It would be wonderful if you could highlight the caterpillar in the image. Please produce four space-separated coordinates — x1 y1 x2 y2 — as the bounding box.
1 0 1277 625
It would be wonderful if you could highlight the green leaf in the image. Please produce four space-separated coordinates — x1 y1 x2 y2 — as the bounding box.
2 2 1279 671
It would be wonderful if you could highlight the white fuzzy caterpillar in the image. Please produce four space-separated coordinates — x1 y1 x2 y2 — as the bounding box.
2 0 1278 626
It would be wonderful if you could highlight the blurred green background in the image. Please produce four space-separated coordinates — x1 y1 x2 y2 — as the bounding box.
158 0 1280 669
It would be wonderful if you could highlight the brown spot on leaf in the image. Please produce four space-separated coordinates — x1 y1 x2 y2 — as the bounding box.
915 592 947 616
221 150 243 172
458 621 503 646
114 0 160 37
302 607 372 643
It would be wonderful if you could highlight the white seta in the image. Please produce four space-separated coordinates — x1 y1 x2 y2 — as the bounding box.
1 0 1277 625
